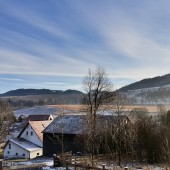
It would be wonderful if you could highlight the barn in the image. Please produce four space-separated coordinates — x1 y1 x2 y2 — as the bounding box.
42 115 85 156
42 114 131 156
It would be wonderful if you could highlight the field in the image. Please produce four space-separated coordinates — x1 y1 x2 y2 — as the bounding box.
47 104 170 113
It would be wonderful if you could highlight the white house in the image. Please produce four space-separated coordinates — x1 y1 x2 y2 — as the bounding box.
3 138 42 159
3 120 52 159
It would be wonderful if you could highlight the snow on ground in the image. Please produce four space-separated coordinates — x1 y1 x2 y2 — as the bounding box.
13 106 71 118
15 157 54 166
42 167 67 170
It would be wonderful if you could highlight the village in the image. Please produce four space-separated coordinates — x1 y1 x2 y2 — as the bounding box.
0 103 169 170
1 68 170 170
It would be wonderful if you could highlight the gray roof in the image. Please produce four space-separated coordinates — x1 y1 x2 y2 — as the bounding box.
6 138 42 152
43 114 129 135
42 115 85 135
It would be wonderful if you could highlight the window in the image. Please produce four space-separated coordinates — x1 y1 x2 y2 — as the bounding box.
7 151 10 154
23 153 25 156
16 153 18 156
37 153 39 156
26 131 28 135
31 131 33 136
9 144 11 149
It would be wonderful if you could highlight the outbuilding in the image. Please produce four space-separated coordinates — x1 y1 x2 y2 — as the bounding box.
3 138 42 159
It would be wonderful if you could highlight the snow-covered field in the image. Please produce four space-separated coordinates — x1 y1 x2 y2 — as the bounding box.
13 106 71 118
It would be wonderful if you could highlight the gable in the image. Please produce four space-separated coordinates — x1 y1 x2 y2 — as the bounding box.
17 120 52 148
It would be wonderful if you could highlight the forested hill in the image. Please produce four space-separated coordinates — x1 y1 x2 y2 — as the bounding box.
0 88 83 97
119 73 170 92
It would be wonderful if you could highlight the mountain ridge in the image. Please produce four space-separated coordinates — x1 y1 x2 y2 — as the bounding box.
0 88 83 97
119 73 170 92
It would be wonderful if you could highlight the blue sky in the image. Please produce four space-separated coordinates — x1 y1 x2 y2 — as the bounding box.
0 0 170 93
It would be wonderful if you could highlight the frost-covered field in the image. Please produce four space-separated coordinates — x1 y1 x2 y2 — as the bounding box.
13 106 71 118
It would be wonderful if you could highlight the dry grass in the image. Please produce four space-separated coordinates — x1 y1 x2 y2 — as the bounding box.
46 104 170 113
47 104 84 112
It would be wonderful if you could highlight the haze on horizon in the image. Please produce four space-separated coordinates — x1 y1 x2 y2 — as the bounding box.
0 0 170 93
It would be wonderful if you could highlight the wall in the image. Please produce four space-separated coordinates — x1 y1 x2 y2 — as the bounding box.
43 133 84 156
30 149 42 159
20 124 42 147
3 141 29 159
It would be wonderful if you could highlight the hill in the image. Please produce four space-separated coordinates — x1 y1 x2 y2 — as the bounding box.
119 73 170 105
0 88 83 97
0 89 84 109
119 73 170 92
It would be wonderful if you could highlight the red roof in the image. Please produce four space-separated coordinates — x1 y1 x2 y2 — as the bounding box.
18 120 52 141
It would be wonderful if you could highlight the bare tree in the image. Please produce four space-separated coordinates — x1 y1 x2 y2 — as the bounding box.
82 66 114 164
48 108 66 158
0 100 15 143
110 91 130 166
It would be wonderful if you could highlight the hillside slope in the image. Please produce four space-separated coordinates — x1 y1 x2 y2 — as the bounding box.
119 73 170 105
120 73 170 92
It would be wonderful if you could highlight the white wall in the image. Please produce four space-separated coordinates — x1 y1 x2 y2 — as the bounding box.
49 115 54 120
20 124 42 147
30 149 43 159
4 141 43 159
4 141 29 159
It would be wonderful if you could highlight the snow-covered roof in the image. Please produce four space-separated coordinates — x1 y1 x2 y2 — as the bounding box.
42 114 129 135
8 138 42 152
42 115 85 135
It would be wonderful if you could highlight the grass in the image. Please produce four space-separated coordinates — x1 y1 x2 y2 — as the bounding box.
47 104 163 113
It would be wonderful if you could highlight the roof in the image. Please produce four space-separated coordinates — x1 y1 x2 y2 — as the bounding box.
26 114 53 121
18 120 52 141
5 138 42 152
42 114 129 135
42 115 85 135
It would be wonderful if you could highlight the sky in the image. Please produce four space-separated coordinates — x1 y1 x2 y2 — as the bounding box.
0 0 170 93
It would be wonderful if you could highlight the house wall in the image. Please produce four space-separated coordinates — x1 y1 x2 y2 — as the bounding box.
3 141 29 159
43 133 84 156
49 115 53 121
29 149 43 159
20 124 42 147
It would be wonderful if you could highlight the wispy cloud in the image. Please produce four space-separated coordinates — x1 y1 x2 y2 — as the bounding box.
0 0 170 92
0 78 25 81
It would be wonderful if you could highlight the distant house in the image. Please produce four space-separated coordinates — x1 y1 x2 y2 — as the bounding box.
42 114 131 156
26 114 53 122
3 120 52 159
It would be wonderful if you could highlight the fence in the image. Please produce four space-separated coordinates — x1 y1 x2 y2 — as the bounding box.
53 154 133 170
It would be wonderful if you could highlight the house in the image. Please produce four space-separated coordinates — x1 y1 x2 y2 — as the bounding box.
3 138 42 159
42 114 131 156
16 114 54 133
3 120 52 159
25 114 53 122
